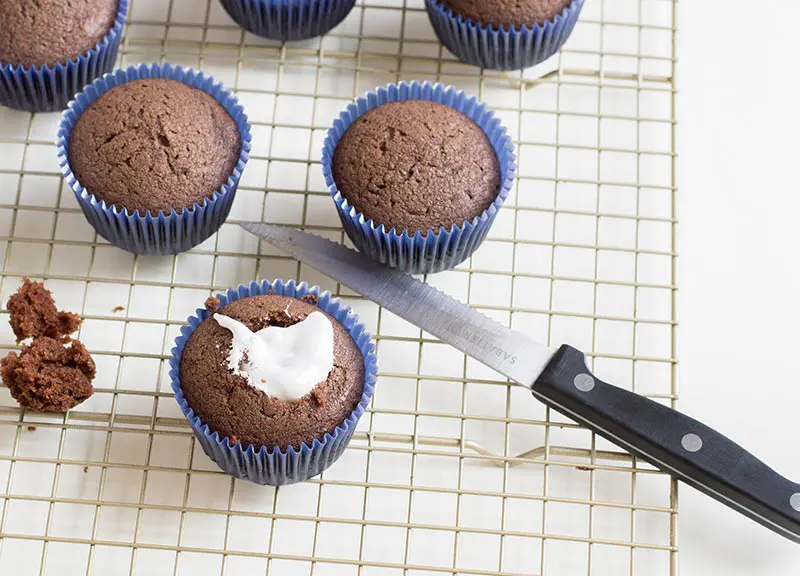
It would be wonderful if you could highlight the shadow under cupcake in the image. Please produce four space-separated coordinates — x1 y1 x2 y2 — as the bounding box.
57 63 251 255
171 280 378 485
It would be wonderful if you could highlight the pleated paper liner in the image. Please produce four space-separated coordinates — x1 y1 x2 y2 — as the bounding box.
57 63 252 256
170 279 378 486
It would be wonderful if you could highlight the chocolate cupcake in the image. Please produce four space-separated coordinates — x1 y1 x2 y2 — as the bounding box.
425 0 585 70
181 294 364 451
57 63 252 255
68 78 240 216
218 0 356 41
0 0 128 112
333 100 501 235
170 280 377 485
323 81 515 274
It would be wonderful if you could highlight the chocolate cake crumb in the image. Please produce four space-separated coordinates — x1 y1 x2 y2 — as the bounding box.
7 278 82 343
83 466 89 473
300 294 318 305
26 426 36 432
205 297 221 314
1 337 96 412
112 306 125 313
311 387 326 408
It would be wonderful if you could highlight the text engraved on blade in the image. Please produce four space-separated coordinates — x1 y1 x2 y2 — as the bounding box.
444 322 518 365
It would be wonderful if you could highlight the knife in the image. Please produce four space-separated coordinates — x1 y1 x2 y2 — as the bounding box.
241 222 800 544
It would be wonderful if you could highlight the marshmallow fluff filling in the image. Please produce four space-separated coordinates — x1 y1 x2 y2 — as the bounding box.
213 311 335 402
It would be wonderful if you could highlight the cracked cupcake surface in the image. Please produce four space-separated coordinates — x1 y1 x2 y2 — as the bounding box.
1 337 96 412
0 0 118 68
67 78 241 215
179 294 365 451
332 100 501 234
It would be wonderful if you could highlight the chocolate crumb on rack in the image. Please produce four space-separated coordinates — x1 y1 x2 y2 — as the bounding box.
7 278 81 343
1 337 96 412
2 279 96 412
205 297 221 314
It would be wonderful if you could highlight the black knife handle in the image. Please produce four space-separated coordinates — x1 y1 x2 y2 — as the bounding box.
533 344 800 544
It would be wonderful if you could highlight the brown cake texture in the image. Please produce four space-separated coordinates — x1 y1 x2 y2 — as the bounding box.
1 337 96 412
68 78 241 216
2 279 94 412
7 278 81 343
0 0 118 68
440 0 572 29
204 296 221 315
332 100 501 234
180 294 365 451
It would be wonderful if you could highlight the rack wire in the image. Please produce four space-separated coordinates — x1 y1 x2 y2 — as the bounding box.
0 0 678 574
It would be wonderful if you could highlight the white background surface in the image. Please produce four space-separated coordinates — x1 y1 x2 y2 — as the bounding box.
679 1 800 574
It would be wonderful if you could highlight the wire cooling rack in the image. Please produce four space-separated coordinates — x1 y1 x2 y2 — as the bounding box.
0 0 678 574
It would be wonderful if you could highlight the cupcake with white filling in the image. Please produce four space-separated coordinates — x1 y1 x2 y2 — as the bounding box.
170 280 377 485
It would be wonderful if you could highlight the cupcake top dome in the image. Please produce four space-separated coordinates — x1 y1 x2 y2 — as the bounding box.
179 294 365 451
67 78 241 215
0 0 118 67
441 0 573 29
332 99 501 234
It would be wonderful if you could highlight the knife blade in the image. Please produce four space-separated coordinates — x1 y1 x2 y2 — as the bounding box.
241 222 800 545
245 222 554 387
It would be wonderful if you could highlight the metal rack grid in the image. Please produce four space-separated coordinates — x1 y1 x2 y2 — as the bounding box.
0 0 678 574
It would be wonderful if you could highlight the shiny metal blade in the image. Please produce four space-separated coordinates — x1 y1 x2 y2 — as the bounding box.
241 223 556 387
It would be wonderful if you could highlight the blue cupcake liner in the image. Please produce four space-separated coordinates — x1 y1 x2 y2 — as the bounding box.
56 63 252 256
0 0 128 112
322 81 516 274
425 0 585 70
170 279 378 486
219 0 356 41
